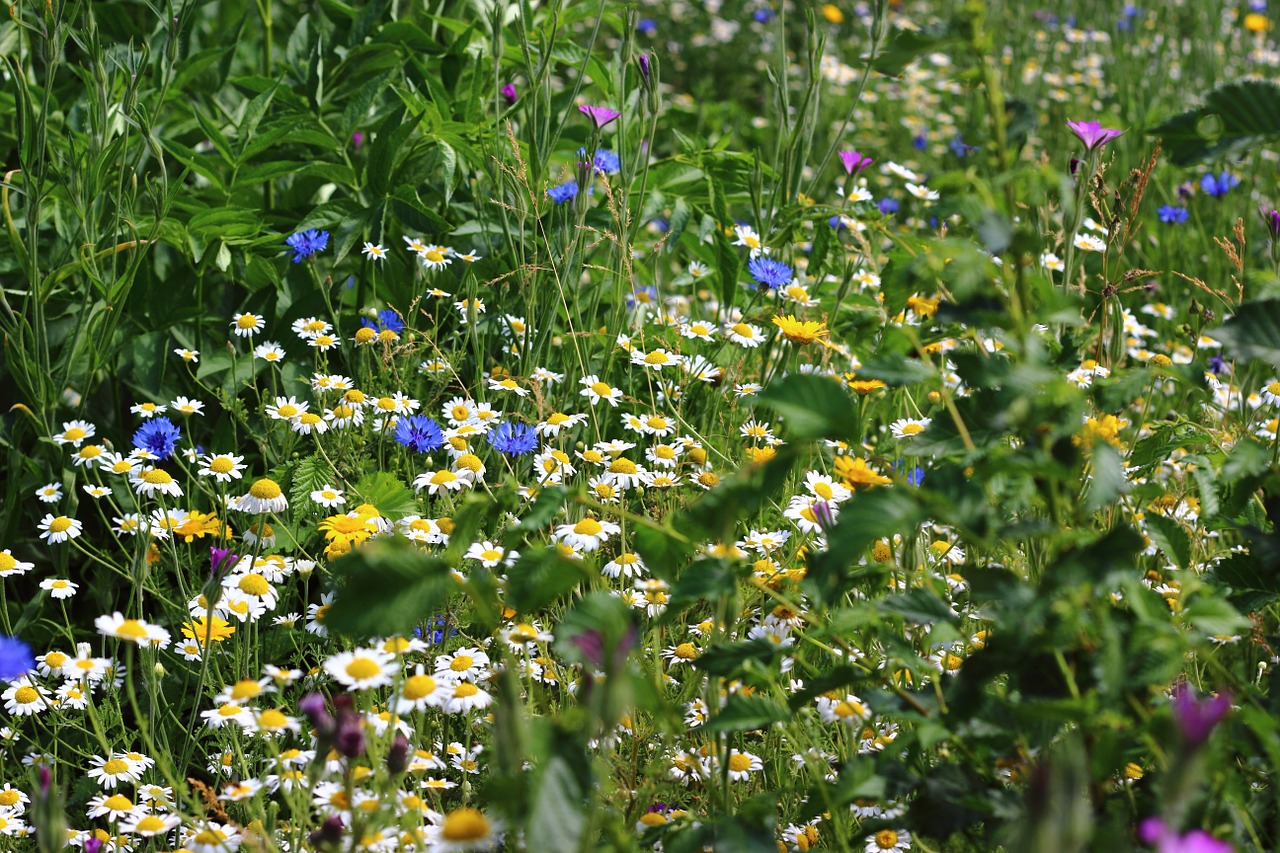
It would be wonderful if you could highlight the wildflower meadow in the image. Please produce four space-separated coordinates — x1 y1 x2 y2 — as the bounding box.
8 0 1280 850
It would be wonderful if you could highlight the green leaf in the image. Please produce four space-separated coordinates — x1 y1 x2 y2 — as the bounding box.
505 547 589 613
325 536 454 636
1084 443 1129 514
751 373 857 441
704 694 791 733
1181 594 1250 639
1144 513 1191 570
1208 299 1280 370
525 757 586 851
693 639 779 676
806 488 924 606
290 455 338 514
1148 80 1280 166
881 588 959 625
871 25 960 78
351 471 418 520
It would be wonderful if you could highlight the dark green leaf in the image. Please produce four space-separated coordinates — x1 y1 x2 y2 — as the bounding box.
525 757 586 851
1149 80 1280 166
704 694 791 733
505 547 588 613
1209 299 1280 369
693 639 779 676
1144 513 1191 570
1083 443 1128 514
325 537 454 636
752 373 857 441
350 471 418 520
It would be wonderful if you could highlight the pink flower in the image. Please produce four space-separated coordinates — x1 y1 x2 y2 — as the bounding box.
1067 119 1123 153
839 150 873 175
579 104 622 129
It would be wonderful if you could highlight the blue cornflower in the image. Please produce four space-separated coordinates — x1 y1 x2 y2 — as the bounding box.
132 417 181 461
393 415 445 454
912 133 927 151
828 215 846 231
1208 354 1229 375
361 309 406 334
753 7 774 23
579 148 621 175
747 256 793 290
637 18 656 35
0 635 34 680
1157 205 1189 224
878 197 900 215
547 181 578 204
285 229 329 263
949 135 977 157
490 421 537 456
1200 171 1239 198
893 459 926 486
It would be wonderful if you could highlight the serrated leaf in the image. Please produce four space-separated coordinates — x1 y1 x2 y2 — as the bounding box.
751 373 857 441
703 694 791 733
1144 513 1191 570
1208 300 1280 370
325 536 454 636
290 455 338 513
1084 443 1129 514
351 471 418 520
1149 80 1280 166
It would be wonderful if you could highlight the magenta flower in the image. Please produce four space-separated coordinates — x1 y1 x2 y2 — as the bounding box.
501 83 518 104
579 104 622 129
1261 206 1280 239
839 150 873 176
1139 817 1234 853
1067 119 1123 152
1171 683 1231 747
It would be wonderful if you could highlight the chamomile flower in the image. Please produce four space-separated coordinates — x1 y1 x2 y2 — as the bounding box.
310 485 346 508
199 453 246 482
428 806 503 851
1073 233 1105 252
630 348 683 370
362 242 387 261
253 341 287 364
2 678 48 717
131 467 184 498
39 578 78 599
53 420 95 447
95 612 171 648
231 313 265 337
38 514 82 544
441 680 494 715
725 321 765 348
34 482 62 503
889 418 932 439
463 541 518 569
579 375 624 406
324 647 396 690
865 829 912 852
87 754 146 788
553 516 621 552
174 348 200 363
233 478 289 514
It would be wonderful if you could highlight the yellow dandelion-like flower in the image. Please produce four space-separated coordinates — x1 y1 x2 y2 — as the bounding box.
771 314 828 345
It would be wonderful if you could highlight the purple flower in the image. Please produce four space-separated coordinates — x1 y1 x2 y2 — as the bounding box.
351 132 364 149
501 83 518 104
839 150 873 176
579 104 622 129
132 417 181 461
1067 119 1123 152
209 546 240 579
747 256 793 290
638 53 651 81
1139 817 1234 852
1262 207 1280 239
1171 683 1231 746
299 693 335 738
84 839 104 853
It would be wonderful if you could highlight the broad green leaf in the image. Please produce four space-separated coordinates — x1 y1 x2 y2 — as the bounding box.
693 638 779 676
351 471 418 520
505 547 588 613
1144 512 1191 570
1149 80 1280 166
871 25 960 78
1208 300 1280 370
526 757 586 851
751 373 857 441
1083 443 1128 514
704 694 791 733
325 536 455 636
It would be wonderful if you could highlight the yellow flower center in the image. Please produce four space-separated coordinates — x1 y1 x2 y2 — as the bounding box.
643 351 669 365
276 404 298 418
354 327 376 343
874 830 900 849
103 794 133 811
403 674 437 700
441 808 490 842
674 643 697 659
453 682 479 698
14 686 39 704
900 423 924 436
209 457 234 474
728 754 753 772
609 458 637 475
431 470 458 486
345 658 381 680
449 655 475 672
116 620 148 639
141 469 173 485
573 517 603 536
194 828 228 844
48 517 72 533
63 427 86 441
102 759 129 775
78 445 103 459
426 248 446 263
0 554 15 573
236 315 259 329
135 816 166 833
731 323 754 338
230 679 263 700
249 479 282 500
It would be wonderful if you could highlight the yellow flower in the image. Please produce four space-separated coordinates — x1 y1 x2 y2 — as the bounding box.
173 510 230 543
1079 414 1127 448
1245 12 1270 32
182 616 236 646
743 446 777 465
832 456 892 489
844 375 887 395
820 3 844 23
317 513 379 546
771 314 828 345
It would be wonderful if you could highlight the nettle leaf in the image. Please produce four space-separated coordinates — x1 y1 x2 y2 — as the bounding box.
289 455 338 514
1144 512 1192 570
325 536 455 637
351 471 418 520
751 373 857 441
1209 300 1280 370
704 694 791 733
1149 80 1280 166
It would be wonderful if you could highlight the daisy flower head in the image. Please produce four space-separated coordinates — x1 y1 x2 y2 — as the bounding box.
39 578 78 599
429 806 504 851
53 420 95 447
171 396 205 415
34 482 62 503
725 321 765 348
310 485 346 509
231 312 265 337
630 347 683 370
441 680 494 715
253 341 287 364
95 612 170 648
174 347 200 363
579 375 624 407
362 242 387 261
419 244 454 270
324 647 396 690
0 550 34 578
1073 233 1105 252
732 223 765 256
130 467 183 498
889 417 932 440
865 828 912 852
553 515 621 552
199 453 246 482
38 514 82 544
232 478 288 514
